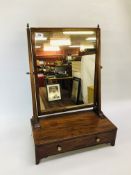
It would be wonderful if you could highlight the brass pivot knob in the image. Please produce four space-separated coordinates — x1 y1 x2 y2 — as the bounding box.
96 138 101 143
57 145 62 152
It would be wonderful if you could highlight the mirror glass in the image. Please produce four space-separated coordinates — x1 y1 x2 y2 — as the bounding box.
33 28 96 114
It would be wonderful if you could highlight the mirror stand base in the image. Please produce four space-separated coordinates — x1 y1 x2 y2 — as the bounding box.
31 110 117 164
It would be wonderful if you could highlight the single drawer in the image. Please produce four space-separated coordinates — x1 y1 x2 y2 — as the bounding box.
36 130 116 159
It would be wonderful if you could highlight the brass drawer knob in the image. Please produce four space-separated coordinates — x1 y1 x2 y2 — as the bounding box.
96 138 101 143
57 145 62 152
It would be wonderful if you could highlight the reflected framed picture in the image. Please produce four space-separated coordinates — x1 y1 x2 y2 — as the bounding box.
71 77 81 104
47 84 61 102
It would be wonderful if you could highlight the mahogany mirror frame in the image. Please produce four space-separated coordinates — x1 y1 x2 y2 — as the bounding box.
27 24 102 126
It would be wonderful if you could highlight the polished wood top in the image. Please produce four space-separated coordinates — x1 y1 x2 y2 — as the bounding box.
31 111 117 145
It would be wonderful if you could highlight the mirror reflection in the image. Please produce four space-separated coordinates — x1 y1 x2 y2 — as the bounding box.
34 29 96 113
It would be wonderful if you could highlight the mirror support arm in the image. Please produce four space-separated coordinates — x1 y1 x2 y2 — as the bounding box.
94 25 102 117
27 24 40 127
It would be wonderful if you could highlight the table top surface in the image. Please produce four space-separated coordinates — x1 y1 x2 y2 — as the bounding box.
31 110 117 145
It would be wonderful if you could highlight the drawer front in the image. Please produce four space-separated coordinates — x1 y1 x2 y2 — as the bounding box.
36 130 116 158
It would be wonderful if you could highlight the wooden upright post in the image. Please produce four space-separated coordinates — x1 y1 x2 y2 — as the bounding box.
26 24 40 127
94 25 103 117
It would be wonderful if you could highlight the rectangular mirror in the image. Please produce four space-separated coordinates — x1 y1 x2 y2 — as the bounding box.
31 28 97 115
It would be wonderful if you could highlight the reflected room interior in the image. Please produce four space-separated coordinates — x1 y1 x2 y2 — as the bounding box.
33 29 96 114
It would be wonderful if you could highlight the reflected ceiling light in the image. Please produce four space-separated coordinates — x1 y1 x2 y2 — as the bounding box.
35 45 41 49
86 37 96 41
50 39 71 46
35 37 47 41
63 31 94 35
35 33 47 41
43 46 60 51
86 45 95 49
69 45 95 51
69 45 80 48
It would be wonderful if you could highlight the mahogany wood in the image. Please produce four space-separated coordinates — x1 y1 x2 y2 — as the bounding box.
27 24 39 124
27 25 117 164
31 110 117 164
31 32 41 115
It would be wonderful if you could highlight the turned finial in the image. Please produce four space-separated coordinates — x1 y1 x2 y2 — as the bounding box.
27 23 29 28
